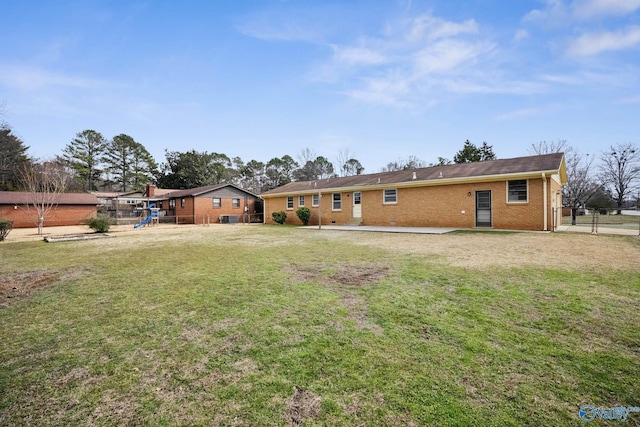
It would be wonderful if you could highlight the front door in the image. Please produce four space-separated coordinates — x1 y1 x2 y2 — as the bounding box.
352 192 362 218
475 190 492 227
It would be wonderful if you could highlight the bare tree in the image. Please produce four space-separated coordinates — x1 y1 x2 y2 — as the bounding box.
336 148 364 176
20 160 69 235
599 143 640 214
528 140 598 223
382 155 426 172
564 151 599 224
528 140 571 156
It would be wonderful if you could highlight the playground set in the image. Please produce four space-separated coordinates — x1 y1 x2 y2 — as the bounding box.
134 203 160 229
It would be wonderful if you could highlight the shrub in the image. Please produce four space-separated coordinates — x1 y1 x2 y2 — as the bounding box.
271 211 287 225
0 219 13 242
295 207 311 225
88 215 111 233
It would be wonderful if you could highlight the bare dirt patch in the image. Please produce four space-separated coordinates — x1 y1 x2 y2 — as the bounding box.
0 270 58 306
0 268 89 308
284 263 391 286
287 386 322 426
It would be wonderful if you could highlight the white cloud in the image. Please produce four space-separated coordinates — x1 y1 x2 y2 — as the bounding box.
571 0 640 20
495 107 544 121
406 14 479 42
0 65 114 91
331 46 388 66
513 29 529 42
566 26 640 56
523 0 569 27
524 0 640 24
310 13 506 107
412 39 494 75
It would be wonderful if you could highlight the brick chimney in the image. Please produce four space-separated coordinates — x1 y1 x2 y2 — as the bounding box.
146 184 155 197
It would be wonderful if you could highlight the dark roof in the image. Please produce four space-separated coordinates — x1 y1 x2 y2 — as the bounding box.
165 183 259 199
0 191 99 205
261 153 566 196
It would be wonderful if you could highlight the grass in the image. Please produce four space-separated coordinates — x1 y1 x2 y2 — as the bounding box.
564 213 640 226
1 226 639 426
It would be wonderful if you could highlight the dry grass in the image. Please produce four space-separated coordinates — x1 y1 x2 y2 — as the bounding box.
1 224 639 426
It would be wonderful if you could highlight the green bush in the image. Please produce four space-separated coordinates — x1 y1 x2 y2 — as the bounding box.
0 219 13 241
88 215 111 233
295 207 311 225
271 211 287 225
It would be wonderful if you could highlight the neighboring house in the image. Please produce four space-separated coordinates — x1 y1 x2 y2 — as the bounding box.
0 191 99 228
95 184 261 225
163 184 260 224
261 153 567 231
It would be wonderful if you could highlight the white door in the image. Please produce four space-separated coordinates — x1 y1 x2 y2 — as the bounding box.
352 192 362 218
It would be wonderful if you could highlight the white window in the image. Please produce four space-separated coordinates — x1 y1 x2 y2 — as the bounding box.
508 180 528 202
213 198 221 208
287 196 294 210
332 193 342 210
169 199 175 209
298 195 305 207
383 189 397 204
232 198 240 208
312 194 319 207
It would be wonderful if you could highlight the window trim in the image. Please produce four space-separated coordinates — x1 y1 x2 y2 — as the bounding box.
298 195 305 207
383 189 398 204
180 198 185 208
312 194 319 207
507 180 528 203
232 198 240 208
286 196 294 210
332 193 342 211
213 198 222 208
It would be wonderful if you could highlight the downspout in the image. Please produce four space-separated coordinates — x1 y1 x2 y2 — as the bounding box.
542 173 548 231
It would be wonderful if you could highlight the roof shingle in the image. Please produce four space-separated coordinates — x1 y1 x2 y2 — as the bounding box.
261 153 566 196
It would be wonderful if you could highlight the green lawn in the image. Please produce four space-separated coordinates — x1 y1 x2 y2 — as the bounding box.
564 213 640 226
1 226 639 426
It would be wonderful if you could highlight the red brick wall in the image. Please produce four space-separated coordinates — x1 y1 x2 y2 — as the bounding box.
0 205 97 228
264 177 563 231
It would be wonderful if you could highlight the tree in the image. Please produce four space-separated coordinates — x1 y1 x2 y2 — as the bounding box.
294 156 335 181
336 148 365 177
564 151 599 224
103 134 157 192
20 160 69 235
264 155 298 190
342 158 365 176
528 140 598 224
157 150 232 189
61 130 108 191
237 159 266 194
382 155 426 172
599 143 640 214
0 124 30 191
453 140 496 163
130 142 158 191
528 139 570 155
430 157 451 167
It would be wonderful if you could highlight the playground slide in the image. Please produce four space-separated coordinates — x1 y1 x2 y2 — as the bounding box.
134 215 153 229
134 203 155 229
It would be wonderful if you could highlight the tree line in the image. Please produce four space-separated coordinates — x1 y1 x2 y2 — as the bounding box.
1 122 639 213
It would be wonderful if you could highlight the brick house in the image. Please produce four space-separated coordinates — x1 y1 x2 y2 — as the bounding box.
261 153 567 231
0 191 99 228
93 184 261 225
160 183 261 224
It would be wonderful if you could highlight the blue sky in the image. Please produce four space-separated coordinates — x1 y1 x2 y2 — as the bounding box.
1 0 639 172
